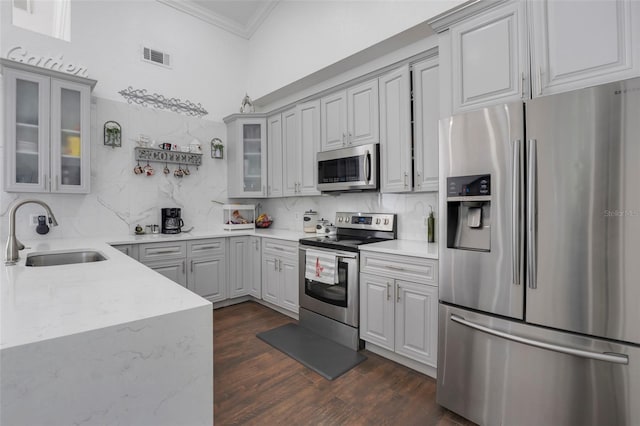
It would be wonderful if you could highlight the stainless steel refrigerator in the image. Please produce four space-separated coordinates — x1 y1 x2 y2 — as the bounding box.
437 77 640 425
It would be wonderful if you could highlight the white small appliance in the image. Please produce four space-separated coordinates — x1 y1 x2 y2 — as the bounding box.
303 210 317 233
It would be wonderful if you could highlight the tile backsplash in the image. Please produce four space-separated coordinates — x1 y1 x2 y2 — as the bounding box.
250 191 439 242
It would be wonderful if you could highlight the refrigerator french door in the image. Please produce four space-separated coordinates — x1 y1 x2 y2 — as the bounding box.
438 77 640 426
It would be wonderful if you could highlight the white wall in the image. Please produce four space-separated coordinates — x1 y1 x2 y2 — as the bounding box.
246 0 464 100
0 0 249 121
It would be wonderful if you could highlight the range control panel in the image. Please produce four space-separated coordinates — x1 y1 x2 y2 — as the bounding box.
447 174 491 197
334 212 396 232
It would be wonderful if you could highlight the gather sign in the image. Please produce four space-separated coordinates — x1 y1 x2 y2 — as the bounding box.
5 46 89 77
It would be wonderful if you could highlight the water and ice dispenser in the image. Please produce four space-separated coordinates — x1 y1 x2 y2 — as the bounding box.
446 174 491 252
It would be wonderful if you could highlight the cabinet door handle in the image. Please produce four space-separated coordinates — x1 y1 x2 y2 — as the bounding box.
348 132 352 144
190 260 194 273
274 258 277 271
386 282 391 300
279 259 282 272
182 260 185 273
44 175 49 191
262 185 266 195
416 171 422 189
396 284 400 302
404 172 408 188
342 132 347 145
520 72 526 99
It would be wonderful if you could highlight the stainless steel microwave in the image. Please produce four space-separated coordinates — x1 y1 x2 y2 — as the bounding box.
317 143 379 192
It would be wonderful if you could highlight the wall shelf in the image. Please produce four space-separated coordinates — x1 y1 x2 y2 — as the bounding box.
134 147 202 166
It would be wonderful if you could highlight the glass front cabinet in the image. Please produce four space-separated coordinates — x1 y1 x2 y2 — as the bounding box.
224 114 267 198
2 60 96 193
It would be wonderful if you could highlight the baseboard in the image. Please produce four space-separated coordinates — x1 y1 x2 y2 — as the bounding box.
212 296 251 309
254 299 299 320
364 343 437 379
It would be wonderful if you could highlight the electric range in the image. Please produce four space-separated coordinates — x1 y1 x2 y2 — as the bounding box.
298 212 397 350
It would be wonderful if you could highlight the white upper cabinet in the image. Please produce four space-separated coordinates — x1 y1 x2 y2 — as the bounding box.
283 100 320 197
226 116 267 198
3 61 94 193
320 78 379 151
449 1 529 113
346 79 379 147
412 57 440 192
379 65 412 193
282 107 299 196
320 90 347 151
297 100 321 196
529 0 640 96
436 0 640 115
267 113 284 197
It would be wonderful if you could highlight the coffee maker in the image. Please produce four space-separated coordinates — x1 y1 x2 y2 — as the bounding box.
161 208 183 234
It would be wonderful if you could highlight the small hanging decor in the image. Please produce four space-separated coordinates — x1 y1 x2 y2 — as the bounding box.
211 138 224 159
240 93 254 113
118 86 208 117
103 121 122 148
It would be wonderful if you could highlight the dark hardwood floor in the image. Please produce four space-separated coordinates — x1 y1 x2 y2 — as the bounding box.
214 301 473 425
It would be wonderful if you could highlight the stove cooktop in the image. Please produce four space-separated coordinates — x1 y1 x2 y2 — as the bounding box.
299 235 389 252
299 212 397 252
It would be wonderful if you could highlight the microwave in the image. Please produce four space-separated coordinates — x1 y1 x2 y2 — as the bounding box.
317 143 379 192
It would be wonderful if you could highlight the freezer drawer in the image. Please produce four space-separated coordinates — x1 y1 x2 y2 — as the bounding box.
437 303 640 426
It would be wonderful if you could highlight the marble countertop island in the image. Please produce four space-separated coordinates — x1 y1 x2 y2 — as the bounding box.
0 238 213 426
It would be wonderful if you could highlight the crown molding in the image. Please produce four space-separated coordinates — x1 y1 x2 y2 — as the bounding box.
157 0 278 40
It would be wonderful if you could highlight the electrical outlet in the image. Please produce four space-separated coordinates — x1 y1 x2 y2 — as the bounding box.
29 214 40 225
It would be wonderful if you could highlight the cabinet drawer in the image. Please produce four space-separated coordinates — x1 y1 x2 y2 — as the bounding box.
188 238 225 258
138 241 187 262
360 251 438 286
262 238 298 257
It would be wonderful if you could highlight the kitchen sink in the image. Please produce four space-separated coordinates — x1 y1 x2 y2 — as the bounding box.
25 250 107 267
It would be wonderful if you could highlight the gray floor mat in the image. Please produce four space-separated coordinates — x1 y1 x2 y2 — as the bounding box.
256 323 367 380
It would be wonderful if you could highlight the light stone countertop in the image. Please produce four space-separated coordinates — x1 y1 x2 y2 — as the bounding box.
1 229 432 351
0 238 211 350
359 239 439 259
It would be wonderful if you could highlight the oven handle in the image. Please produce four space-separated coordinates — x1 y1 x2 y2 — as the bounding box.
299 246 357 260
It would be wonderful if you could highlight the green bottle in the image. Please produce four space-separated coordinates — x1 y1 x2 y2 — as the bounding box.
427 206 435 243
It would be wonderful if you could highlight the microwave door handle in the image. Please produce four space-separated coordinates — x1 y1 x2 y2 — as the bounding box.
364 150 371 183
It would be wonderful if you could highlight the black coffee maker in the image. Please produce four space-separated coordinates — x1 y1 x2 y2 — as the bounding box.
161 208 183 234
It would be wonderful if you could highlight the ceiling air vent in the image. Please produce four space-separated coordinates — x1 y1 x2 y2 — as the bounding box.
142 46 171 68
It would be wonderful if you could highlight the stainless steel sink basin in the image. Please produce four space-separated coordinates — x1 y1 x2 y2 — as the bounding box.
25 250 107 267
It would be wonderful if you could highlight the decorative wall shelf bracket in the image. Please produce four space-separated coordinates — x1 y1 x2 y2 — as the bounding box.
118 86 208 117
135 147 202 166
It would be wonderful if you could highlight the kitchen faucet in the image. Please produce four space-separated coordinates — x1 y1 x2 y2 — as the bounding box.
5 199 58 265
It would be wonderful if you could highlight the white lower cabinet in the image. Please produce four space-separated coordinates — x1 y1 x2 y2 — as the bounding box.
248 236 262 299
360 251 438 367
144 258 188 288
139 239 226 300
228 235 262 299
261 238 298 314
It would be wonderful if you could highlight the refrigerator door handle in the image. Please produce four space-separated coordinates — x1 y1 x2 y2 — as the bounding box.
527 139 538 289
512 139 523 285
450 314 629 365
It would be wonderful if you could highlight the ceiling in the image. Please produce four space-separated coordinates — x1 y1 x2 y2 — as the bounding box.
157 0 278 39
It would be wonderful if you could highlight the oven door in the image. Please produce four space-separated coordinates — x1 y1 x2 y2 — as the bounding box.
298 246 359 327
317 143 378 192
